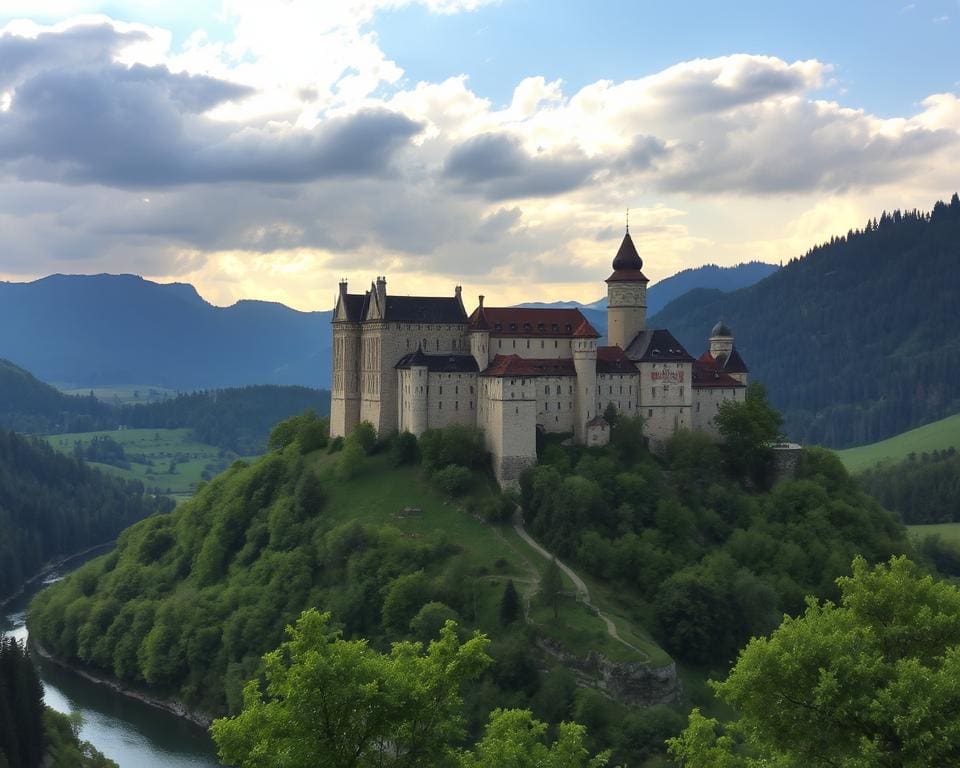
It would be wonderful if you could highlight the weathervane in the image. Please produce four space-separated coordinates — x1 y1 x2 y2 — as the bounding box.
626 208 630 234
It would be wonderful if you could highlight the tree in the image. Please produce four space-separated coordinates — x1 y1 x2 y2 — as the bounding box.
391 431 419 466
499 580 521 626
715 382 783 487
433 465 472 497
211 610 491 768
668 556 960 767
351 421 377 455
457 709 609 768
541 557 564 619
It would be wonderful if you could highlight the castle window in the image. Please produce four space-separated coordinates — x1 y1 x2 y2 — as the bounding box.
696 401 701 413
652 387 656 398
498 340 502 349
546 403 550 411
552 324 559 332
541 340 544 348
680 386 684 397
470 386 474 394
439 401 442 409
516 407 519 414
470 401 473 409
569 386 573 394
648 409 654 417
620 386 623 394
554 340 558 349
510 323 517 331
526 340 530 348
436 339 439 350
406 339 410 349
557 402 560 411
439 386 443 394
609 386 612 394
569 401 572 409
512 340 516 349
545 385 550 395
455 401 459 410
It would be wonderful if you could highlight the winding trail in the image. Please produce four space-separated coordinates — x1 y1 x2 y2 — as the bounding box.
512 509 649 661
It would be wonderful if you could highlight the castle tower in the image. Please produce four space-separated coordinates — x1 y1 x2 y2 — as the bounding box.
398 345 429 436
330 280 361 438
606 228 649 350
572 320 600 441
469 295 491 370
709 320 734 362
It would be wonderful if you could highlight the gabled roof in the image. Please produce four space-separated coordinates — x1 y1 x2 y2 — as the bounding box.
334 292 367 323
596 346 639 373
606 231 649 284
692 361 746 389
395 351 479 373
625 329 694 363
697 348 749 375
481 355 577 378
468 307 598 338
381 296 467 324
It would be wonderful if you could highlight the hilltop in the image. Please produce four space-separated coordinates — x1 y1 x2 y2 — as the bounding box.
651 195 960 447
29 405 908 763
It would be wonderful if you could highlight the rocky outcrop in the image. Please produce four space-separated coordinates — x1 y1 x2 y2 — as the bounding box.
537 637 680 707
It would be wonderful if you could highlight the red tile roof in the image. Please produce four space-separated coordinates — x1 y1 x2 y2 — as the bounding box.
481 355 577 378
468 307 599 338
697 348 749 375
692 360 746 389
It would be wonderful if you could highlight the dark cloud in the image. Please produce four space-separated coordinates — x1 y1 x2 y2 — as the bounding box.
0 27 422 187
443 132 596 200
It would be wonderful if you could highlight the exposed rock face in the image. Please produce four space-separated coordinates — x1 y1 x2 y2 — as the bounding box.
537 637 681 707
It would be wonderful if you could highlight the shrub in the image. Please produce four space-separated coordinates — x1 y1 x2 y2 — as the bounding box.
434 465 472 497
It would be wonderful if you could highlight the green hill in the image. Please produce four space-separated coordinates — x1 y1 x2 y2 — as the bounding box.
0 358 114 434
836 412 960 474
0 428 173 603
650 195 960 448
28 407 909 763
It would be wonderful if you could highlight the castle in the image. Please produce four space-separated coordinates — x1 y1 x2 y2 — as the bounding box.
330 229 749 485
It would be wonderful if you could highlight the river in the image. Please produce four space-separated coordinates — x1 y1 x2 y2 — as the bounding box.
1 546 220 768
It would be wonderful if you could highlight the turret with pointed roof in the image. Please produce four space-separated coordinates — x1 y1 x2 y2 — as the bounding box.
606 228 649 350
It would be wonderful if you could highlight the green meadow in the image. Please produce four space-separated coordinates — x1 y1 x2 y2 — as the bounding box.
835 412 960 474
44 427 253 501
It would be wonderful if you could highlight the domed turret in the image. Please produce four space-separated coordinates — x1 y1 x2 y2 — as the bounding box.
612 232 644 271
711 320 732 338
606 227 649 349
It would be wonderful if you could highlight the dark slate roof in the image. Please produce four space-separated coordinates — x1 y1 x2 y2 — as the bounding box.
395 351 479 373
711 320 733 338
692 361 746 389
607 231 649 283
468 307 598 337
336 293 367 322
384 295 467 324
481 355 577 378
625 329 695 363
596 346 639 374
697 348 749 375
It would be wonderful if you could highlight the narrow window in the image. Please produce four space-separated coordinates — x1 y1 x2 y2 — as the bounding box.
545 385 550 395
648 409 653 417
455 401 459 410
439 401 442 410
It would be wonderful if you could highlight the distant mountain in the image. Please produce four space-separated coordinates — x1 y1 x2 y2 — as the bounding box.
650 195 960 448
518 261 778 338
0 274 332 390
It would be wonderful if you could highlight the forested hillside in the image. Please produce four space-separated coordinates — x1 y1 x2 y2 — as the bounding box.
117 386 330 455
0 359 114 434
0 274 332 389
0 429 173 603
650 195 960 447
30 403 909 763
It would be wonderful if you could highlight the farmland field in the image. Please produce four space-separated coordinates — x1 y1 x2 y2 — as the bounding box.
44 427 255 501
835 412 960 474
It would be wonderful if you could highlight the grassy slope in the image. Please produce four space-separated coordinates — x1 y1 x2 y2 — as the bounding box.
315 451 664 667
43 428 254 501
906 522 960 546
835 412 960 474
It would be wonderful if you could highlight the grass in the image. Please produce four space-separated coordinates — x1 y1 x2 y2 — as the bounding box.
836 412 960 474
906 522 960 546
56 383 177 405
315 450 664 666
43 428 253 502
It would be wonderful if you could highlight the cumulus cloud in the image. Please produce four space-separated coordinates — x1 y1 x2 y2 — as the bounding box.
0 10 957 309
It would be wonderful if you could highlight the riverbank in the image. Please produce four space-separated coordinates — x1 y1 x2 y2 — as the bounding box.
30 639 215 731
0 541 116 612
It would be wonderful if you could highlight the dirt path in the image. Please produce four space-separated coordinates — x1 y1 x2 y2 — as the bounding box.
513 509 650 661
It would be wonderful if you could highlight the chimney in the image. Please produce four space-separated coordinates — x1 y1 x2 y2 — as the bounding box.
375 275 387 307
478 295 485 308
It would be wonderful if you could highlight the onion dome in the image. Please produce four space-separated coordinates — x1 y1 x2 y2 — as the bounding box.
711 320 733 338
612 232 643 271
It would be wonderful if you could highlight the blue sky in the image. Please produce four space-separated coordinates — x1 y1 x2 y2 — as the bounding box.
373 0 959 116
0 1 957 309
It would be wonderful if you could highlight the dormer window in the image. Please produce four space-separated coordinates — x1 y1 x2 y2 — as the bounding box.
552 323 559 332
564 324 571 333
523 322 532 331
537 323 545 331
509 323 517 331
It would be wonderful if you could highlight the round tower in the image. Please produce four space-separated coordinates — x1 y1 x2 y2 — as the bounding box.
709 320 734 362
606 228 649 350
572 320 599 443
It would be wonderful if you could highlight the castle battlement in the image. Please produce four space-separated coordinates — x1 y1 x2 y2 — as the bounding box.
330 231 749 486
